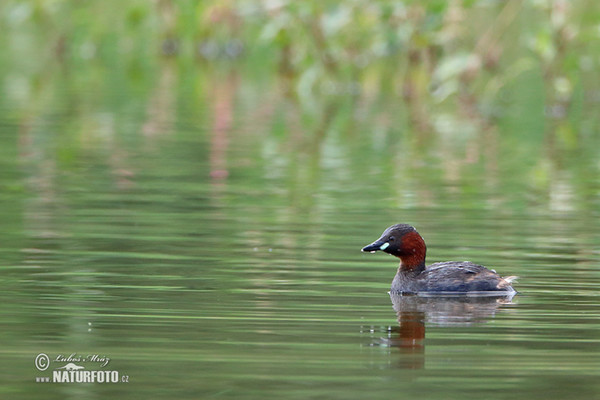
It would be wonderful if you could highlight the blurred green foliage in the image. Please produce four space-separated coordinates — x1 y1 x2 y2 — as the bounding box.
2 0 598 102
2 0 600 213
2 1 598 126
3 6 600 400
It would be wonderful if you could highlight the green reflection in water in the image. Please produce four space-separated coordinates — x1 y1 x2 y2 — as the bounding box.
2 2 600 400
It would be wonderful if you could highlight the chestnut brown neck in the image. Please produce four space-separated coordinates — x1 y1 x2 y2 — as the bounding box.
397 231 426 273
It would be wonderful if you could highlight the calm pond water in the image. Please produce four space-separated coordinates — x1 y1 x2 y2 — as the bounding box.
1 64 600 400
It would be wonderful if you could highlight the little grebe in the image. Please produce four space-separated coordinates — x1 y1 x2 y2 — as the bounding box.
362 224 517 295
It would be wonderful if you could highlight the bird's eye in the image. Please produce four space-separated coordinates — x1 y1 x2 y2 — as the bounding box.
389 236 395 241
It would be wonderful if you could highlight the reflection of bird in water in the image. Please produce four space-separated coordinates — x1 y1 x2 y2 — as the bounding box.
373 293 515 369
389 292 515 326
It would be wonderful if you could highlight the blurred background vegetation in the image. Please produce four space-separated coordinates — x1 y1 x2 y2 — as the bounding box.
3 0 598 103
5 3 600 399
2 0 600 213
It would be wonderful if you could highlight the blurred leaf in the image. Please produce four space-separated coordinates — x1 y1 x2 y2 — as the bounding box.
529 29 556 61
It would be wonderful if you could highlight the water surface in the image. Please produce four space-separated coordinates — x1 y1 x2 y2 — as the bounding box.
1 61 600 400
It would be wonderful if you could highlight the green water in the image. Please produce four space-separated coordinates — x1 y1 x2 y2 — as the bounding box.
2 2 600 398
1 68 599 399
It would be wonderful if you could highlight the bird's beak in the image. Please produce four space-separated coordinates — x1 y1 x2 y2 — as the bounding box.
361 239 388 253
